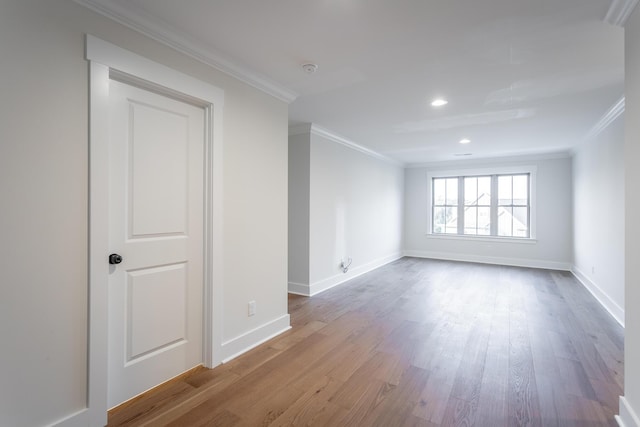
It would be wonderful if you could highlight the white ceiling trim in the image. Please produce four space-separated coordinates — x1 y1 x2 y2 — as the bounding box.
584 96 625 141
289 124 404 167
73 0 298 103
604 0 639 26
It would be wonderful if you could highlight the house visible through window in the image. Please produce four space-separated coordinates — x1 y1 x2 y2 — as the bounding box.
432 173 530 238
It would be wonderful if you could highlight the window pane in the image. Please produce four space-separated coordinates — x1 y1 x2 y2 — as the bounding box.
433 207 446 233
498 207 513 236
478 176 491 205
513 175 528 205
446 178 458 205
513 207 529 237
444 207 457 234
498 175 512 205
464 206 477 234
464 177 477 205
478 207 490 235
433 179 446 205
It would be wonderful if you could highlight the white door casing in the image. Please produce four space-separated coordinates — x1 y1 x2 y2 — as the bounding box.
73 36 225 427
107 80 204 408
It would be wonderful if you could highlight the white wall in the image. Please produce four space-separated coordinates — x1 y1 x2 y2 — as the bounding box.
404 155 573 270
0 1 289 426
288 129 404 295
622 5 640 427
288 134 310 287
309 132 404 292
572 115 624 326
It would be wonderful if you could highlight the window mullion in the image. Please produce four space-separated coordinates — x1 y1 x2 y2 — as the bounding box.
490 175 498 236
526 174 531 237
431 179 435 234
511 176 515 236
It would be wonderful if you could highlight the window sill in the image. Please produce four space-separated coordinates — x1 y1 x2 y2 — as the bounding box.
425 233 537 245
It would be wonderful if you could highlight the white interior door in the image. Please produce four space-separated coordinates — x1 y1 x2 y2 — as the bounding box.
107 79 205 408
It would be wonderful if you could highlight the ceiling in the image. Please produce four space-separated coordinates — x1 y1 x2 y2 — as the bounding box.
78 0 625 164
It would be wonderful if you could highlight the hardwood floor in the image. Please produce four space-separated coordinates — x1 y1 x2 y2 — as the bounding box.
108 257 624 426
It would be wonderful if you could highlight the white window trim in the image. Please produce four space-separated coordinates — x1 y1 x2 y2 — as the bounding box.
426 165 537 240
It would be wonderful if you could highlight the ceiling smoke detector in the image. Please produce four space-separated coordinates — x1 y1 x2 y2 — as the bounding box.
302 63 318 74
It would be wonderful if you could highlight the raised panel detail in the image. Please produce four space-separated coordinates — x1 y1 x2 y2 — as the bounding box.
129 102 189 237
127 263 187 361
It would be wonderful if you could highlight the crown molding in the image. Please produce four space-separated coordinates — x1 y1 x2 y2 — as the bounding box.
73 0 298 103
406 150 572 169
288 123 404 167
584 96 625 141
604 0 639 26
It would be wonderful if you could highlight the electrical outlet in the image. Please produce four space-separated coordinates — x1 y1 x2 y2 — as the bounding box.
248 300 256 317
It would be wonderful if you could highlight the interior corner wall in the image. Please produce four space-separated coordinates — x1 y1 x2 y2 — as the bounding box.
623 5 640 426
572 115 624 326
307 133 404 295
0 1 289 426
404 156 573 270
288 133 311 289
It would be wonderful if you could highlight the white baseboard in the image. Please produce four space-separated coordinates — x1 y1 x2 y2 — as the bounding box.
287 281 310 296
221 314 291 363
403 250 572 271
618 397 640 427
304 252 403 297
571 267 624 327
50 409 89 427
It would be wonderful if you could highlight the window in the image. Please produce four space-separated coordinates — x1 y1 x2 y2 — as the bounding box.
432 173 531 238
432 177 458 234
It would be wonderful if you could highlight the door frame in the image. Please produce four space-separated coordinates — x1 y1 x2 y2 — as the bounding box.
85 35 224 426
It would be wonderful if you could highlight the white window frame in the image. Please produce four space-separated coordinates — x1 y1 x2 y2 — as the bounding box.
427 165 537 242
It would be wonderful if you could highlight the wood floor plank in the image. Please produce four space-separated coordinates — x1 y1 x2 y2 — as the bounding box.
331 378 393 425
590 377 624 420
136 369 241 426
568 394 614 427
358 365 430 426
107 380 197 427
328 351 399 410
476 340 509 426
548 330 581 361
450 323 490 401
164 408 242 427
107 258 623 427
269 376 347 426
225 343 283 377
441 396 479 427
508 312 542 427
269 319 327 351
412 320 469 424
556 357 598 400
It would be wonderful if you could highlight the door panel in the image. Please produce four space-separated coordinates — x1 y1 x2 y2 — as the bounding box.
108 80 204 408
127 263 187 361
129 101 189 237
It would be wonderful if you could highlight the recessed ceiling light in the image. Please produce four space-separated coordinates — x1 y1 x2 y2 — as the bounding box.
459 138 471 144
302 63 318 74
431 98 448 107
